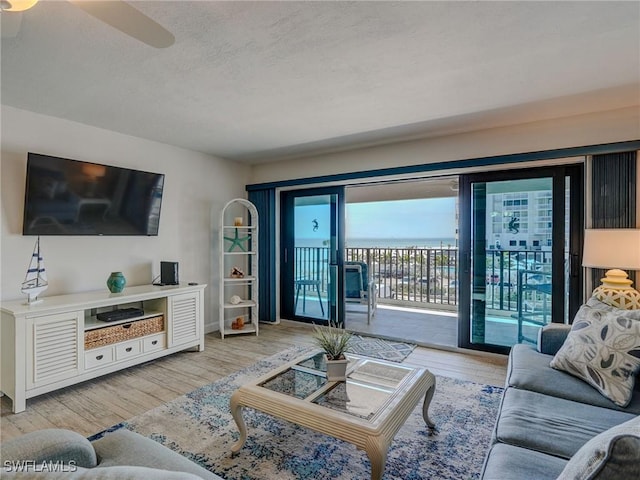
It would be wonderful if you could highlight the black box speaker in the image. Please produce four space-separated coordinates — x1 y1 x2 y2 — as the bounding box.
160 261 179 285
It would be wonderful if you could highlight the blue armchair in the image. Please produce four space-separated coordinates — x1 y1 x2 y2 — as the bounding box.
345 261 377 324
0 428 220 479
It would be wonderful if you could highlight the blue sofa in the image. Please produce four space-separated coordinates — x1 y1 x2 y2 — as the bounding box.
481 323 640 479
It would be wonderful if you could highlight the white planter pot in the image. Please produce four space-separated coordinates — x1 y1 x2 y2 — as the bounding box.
326 357 348 382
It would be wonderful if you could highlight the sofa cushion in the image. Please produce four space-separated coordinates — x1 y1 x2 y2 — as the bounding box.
508 344 640 414
91 429 221 480
550 303 640 407
557 416 640 480
481 443 567 480
495 388 636 459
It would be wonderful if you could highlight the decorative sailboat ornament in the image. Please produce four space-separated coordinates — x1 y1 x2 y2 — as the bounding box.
21 236 48 305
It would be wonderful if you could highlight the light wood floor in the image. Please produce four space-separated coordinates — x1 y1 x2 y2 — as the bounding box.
1 322 507 443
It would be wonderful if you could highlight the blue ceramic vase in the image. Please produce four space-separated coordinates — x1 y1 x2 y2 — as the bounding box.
107 272 126 293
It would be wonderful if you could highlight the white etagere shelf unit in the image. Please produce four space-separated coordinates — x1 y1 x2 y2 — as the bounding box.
219 198 258 339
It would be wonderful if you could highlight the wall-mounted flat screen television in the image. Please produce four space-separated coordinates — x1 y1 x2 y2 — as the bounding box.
23 153 165 236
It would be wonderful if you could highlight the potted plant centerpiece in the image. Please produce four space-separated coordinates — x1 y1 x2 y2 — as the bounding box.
312 323 352 381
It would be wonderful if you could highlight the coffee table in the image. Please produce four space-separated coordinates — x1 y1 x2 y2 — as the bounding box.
230 350 436 480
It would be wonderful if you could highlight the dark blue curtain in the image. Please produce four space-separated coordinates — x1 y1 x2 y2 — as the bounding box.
248 188 277 322
591 151 637 285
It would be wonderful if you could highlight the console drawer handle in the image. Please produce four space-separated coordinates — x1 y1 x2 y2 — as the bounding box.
151 340 158 345
96 355 104 360
122 324 132 329
125 347 133 353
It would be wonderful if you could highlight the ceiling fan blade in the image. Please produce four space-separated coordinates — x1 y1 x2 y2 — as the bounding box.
69 0 174 48
1 11 23 38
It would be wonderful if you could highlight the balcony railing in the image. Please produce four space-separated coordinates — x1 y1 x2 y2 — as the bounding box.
294 246 552 312
345 247 459 307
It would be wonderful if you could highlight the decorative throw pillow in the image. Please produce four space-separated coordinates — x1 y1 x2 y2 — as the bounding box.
584 296 621 312
556 416 640 480
550 303 640 407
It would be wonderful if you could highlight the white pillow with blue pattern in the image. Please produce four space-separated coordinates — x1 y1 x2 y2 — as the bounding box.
556 416 640 480
550 298 640 407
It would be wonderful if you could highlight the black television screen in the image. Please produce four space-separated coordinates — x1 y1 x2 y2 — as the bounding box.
23 153 164 236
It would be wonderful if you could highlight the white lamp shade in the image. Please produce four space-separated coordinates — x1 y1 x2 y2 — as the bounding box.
582 229 640 270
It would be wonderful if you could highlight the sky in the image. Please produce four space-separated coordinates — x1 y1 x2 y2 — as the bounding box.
347 198 456 239
294 198 457 242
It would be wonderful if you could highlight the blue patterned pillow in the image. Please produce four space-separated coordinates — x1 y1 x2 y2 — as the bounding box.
550 303 640 407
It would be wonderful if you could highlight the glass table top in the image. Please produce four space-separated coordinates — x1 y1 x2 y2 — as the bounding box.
260 368 328 399
258 352 415 420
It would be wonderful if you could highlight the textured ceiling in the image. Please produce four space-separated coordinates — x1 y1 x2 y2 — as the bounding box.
2 1 639 164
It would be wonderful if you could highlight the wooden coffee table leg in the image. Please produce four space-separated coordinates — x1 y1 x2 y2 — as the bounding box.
422 377 436 431
365 435 390 480
230 392 247 456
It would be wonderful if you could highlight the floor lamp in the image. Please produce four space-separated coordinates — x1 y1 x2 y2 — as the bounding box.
582 229 640 309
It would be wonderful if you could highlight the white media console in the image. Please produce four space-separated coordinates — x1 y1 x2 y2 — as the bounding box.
1 283 206 413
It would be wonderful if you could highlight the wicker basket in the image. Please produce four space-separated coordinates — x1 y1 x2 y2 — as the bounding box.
85 315 164 350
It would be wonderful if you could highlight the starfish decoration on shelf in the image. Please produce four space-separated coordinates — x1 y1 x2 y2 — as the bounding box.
225 228 251 252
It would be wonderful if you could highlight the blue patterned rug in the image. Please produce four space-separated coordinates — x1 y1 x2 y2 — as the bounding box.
92 346 503 480
346 334 416 362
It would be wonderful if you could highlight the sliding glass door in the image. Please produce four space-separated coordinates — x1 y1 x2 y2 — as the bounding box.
280 187 345 326
458 165 583 353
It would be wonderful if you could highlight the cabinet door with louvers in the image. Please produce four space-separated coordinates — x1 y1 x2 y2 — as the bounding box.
26 311 82 390
168 292 201 347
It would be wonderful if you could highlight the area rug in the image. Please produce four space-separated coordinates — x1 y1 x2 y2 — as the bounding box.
346 334 416 362
93 346 502 480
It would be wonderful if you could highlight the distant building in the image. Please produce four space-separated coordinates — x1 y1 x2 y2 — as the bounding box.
485 189 568 252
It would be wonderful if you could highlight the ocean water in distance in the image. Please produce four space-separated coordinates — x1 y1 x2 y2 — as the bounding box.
295 237 458 248
347 237 458 248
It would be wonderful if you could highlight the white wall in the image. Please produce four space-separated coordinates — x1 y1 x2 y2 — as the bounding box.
1 106 250 332
250 106 640 184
